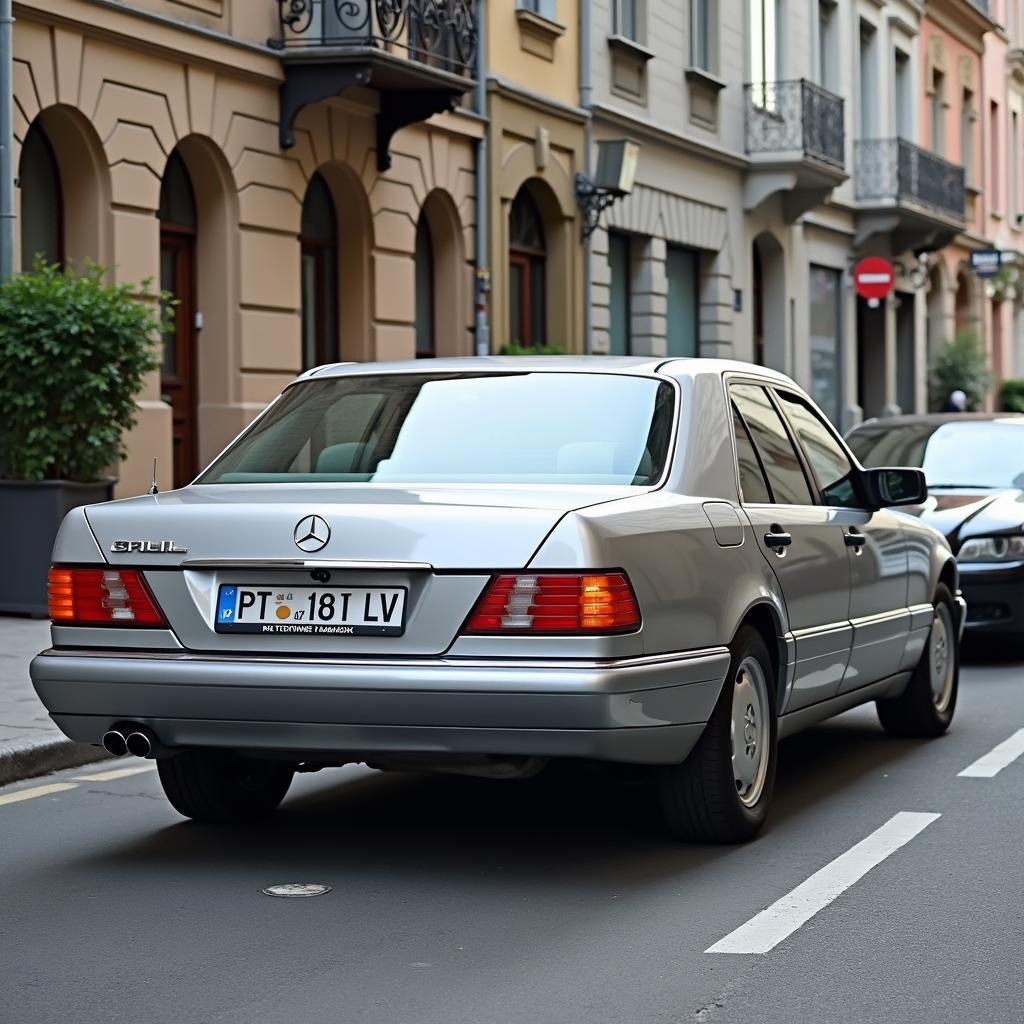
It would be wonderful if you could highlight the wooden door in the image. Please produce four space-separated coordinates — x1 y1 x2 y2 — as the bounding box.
160 229 198 488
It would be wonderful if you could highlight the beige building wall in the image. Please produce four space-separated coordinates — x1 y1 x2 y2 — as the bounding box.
486 1 585 352
13 0 480 495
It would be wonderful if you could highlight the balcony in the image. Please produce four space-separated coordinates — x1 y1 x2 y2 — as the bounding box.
854 138 966 252
271 0 477 170
743 80 847 222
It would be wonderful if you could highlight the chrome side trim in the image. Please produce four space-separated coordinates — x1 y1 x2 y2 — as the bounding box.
789 621 853 641
39 645 730 673
180 558 436 572
849 607 913 628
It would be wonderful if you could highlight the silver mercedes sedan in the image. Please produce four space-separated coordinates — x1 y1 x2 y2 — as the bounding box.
31 358 962 842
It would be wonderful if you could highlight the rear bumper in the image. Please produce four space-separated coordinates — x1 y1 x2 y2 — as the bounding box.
960 564 1024 636
29 646 730 765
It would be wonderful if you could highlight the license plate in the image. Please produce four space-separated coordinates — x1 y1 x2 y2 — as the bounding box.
215 585 407 636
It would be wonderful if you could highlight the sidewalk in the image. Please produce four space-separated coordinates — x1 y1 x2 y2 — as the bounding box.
0 618 107 785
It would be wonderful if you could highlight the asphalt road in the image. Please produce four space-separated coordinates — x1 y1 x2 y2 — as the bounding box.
3 649 1023 1024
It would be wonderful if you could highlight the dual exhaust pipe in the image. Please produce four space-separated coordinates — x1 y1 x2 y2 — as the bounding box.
101 725 155 759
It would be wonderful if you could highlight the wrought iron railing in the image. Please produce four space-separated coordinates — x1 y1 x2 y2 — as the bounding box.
855 138 966 221
271 0 477 74
744 80 846 168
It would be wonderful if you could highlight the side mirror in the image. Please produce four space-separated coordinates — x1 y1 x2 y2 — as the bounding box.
862 467 928 508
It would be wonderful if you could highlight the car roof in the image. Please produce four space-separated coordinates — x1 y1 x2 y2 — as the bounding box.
297 355 797 385
850 412 1024 430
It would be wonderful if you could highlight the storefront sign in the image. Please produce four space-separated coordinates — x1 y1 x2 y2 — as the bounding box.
970 249 1002 279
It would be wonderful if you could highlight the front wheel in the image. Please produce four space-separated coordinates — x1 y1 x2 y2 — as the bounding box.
157 750 295 823
658 626 778 843
876 584 959 738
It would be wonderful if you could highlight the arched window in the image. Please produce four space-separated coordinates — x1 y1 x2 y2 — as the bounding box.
300 172 339 370
20 121 63 270
159 150 199 488
415 214 435 357
509 187 546 347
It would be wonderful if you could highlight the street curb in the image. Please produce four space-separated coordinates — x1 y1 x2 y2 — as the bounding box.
0 736 111 787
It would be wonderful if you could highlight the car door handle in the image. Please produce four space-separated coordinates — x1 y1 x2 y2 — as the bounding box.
763 527 792 550
844 529 867 550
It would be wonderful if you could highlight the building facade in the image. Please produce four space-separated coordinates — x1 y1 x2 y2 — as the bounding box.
15 0 482 495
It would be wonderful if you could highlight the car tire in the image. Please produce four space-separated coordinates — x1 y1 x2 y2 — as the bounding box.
658 626 778 843
876 584 959 738
157 749 295 823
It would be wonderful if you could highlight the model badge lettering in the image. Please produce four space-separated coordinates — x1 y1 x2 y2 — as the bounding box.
110 540 188 554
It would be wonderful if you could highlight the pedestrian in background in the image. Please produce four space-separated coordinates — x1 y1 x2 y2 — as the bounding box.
940 389 968 412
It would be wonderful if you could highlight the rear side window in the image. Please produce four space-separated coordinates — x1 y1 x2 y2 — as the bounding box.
730 384 815 506
731 402 772 503
774 391 860 508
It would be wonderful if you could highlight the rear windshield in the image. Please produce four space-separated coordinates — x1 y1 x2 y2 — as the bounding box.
197 372 676 486
848 420 1024 489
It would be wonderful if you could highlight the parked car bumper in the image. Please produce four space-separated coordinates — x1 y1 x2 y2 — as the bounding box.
959 563 1024 637
30 646 731 765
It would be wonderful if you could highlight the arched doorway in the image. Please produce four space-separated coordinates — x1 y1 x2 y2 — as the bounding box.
752 232 785 370
19 121 63 269
159 150 199 488
415 214 435 357
300 171 339 369
509 186 547 347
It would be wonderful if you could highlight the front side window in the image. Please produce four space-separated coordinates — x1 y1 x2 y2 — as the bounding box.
199 373 676 486
730 384 814 505
775 390 859 507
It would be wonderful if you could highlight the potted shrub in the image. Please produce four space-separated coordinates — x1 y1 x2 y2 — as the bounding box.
928 331 992 412
1001 379 1024 413
0 260 164 615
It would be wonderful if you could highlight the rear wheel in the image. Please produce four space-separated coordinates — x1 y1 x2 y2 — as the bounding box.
658 626 778 843
876 584 958 738
157 750 295 823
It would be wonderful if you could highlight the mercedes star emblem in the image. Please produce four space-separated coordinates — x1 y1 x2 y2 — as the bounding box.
293 515 331 553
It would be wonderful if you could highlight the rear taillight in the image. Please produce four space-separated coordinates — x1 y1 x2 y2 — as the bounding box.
47 567 167 627
463 573 640 635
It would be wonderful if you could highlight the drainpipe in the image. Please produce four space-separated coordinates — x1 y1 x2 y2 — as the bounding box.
473 0 490 356
580 0 593 353
0 0 14 282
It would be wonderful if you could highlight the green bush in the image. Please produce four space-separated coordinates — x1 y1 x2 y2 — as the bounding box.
0 260 167 482
499 342 568 356
928 331 992 411
1002 379 1024 413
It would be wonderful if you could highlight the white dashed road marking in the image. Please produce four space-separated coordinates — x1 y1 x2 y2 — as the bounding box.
958 728 1024 778
74 764 157 783
706 811 941 954
0 782 79 807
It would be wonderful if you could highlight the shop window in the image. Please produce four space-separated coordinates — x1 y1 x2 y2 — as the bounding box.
509 187 546 347
809 265 841 425
300 172 339 370
415 215 435 358
19 122 63 270
608 232 632 355
667 246 699 357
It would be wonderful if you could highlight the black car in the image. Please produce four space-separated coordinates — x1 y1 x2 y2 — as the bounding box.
848 413 1024 638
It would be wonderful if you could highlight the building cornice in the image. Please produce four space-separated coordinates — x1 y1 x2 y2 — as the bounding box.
14 0 283 82
922 0 996 53
590 101 749 170
486 75 589 125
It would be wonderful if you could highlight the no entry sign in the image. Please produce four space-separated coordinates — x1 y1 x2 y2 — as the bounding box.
853 257 895 305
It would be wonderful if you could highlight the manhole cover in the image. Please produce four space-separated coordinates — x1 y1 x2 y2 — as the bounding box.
262 883 332 898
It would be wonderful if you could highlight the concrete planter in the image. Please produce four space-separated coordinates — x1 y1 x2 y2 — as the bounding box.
0 479 115 617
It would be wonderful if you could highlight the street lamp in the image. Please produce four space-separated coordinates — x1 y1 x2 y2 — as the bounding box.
576 139 640 241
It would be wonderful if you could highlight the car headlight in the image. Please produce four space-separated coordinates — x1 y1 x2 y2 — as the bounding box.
957 536 1024 563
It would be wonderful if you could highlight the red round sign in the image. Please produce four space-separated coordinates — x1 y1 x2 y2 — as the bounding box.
853 257 895 301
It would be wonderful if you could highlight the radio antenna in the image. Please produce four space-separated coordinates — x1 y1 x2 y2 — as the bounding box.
149 458 159 496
